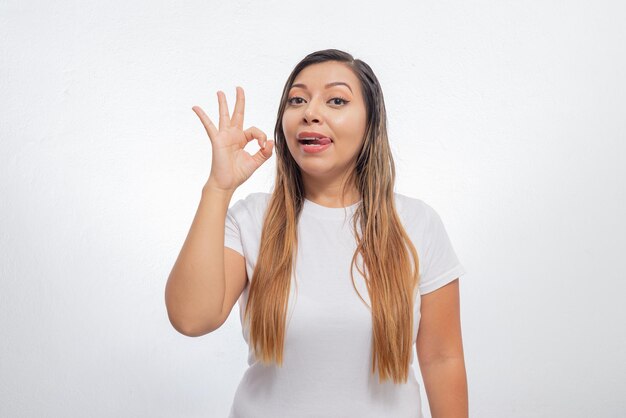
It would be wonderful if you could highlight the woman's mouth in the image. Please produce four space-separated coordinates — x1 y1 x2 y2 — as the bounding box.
298 138 333 154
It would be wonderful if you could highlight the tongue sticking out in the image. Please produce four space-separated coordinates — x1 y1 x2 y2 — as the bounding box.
310 138 332 145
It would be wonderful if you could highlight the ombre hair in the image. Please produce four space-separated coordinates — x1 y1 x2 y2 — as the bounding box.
243 48 420 384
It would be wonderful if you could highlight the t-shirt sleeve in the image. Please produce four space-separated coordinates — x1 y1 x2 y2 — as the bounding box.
418 204 467 295
224 199 245 257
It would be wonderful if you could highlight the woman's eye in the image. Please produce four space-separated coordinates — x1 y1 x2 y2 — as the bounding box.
287 97 304 105
330 97 349 106
287 97 350 106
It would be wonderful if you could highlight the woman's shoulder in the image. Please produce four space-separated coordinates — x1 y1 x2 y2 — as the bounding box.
241 191 271 205
393 192 434 219
393 192 453 238
228 191 272 219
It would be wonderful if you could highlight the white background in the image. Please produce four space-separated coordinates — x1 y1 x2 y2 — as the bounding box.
1 0 625 417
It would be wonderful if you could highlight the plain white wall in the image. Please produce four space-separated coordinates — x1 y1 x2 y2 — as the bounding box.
1 0 625 417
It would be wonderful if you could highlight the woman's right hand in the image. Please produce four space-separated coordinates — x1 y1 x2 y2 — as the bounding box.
192 86 274 193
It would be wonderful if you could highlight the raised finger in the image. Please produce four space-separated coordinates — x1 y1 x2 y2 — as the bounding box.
217 90 231 131
191 105 218 141
231 86 245 130
244 126 268 149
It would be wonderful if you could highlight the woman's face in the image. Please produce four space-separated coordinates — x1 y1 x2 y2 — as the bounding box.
282 61 367 184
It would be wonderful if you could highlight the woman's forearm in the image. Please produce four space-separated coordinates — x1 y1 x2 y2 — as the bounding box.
420 357 468 418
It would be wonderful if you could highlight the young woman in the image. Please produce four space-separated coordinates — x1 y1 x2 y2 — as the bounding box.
165 49 468 418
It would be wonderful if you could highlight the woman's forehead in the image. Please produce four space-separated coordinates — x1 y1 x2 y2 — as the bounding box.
291 62 358 91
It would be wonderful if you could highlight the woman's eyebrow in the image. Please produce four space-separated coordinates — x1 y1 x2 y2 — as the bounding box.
290 82 353 93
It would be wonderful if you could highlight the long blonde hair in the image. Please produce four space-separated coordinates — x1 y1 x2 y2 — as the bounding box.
244 49 420 384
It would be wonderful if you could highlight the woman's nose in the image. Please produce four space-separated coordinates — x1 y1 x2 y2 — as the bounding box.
304 100 322 123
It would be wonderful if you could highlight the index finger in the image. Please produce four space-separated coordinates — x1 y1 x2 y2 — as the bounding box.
191 105 218 141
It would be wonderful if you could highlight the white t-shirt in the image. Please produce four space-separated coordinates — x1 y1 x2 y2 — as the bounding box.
223 192 466 418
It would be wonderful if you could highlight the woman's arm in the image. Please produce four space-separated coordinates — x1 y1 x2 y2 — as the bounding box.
416 279 468 418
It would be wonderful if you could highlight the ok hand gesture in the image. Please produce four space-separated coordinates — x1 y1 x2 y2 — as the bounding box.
192 86 274 193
